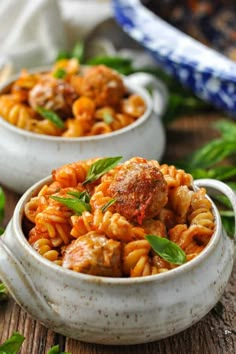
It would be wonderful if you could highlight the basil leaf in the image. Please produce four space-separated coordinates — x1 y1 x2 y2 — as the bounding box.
103 111 114 125
220 210 235 217
36 106 64 129
87 56 133 74
0 332 25 353
0 282 8 301
0 227 4 235
83 156 122 184
221 216 234 239
0 187 5 223
214 119 236 140
101 199 116 213
71 41 84 62
67 190 90 203
187 139 236 169
53 68 67 79
145 235 186 265
55 50 71 61
50 196 91 215
47 344 71 354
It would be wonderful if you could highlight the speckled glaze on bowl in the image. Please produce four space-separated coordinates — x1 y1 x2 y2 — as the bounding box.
0 71 167 194
113 0 236 116
0 178 235 345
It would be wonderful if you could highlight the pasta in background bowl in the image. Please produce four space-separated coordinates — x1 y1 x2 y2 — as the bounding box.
0 156 235 344
0 62 167 194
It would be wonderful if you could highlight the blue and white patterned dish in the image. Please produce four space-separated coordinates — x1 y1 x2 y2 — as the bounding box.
112 0 236 116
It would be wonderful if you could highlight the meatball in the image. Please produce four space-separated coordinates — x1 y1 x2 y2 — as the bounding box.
78 65 125 107
62 232 122 277
108 160 168 224
29 76 77 117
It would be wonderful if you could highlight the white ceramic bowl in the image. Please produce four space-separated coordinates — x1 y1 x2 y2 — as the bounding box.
0 71 167 194
0 177 235 345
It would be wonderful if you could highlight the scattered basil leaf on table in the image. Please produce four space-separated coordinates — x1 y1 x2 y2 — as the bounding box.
145 235 186 265
36 106 65 129
47 344 71 354
50 196 91 215
83 156 122 184
101 199 116 213
0 332 25 354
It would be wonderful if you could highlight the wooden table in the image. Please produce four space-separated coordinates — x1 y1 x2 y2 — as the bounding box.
0 113 236 354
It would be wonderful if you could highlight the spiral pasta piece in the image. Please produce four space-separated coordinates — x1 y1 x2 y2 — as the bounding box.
122 240 152 276
71 209 145 242
168 186 194 224
32 237 60 262
160 164 193 188
52 158 97 187
187 188 215 244
0 95 34 129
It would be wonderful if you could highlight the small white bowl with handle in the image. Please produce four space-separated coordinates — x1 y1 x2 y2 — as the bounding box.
0 71 167 194
0 177 235 345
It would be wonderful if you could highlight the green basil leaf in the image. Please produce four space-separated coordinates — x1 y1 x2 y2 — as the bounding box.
103 111 114 125
0 227 4 235
47 344 71 354
55 50 71 61
67 190 90 203
36 106 64 129
214 119 236 140
101 199 116 213
87 56 133 74
0 187 5 223
145 235 186 265
50 196 91 215
71 41 84 62
83 156 122 184
188 139 236 169
220 210 235 217
53 68 67 79
0 282 8 301
221 216 234 239
0 332 25 353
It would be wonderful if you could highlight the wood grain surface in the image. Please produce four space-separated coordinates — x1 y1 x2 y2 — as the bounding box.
0 113 235 354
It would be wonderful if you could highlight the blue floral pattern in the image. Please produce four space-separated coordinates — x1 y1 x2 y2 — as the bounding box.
112 0 236 116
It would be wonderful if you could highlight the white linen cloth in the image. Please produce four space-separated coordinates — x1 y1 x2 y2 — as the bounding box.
0 0 157 83
0 0 112 72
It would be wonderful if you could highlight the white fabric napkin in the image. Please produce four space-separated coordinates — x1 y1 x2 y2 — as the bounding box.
0 0 112 73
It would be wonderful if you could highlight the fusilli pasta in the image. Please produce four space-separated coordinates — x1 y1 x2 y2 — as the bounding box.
0 60 146 137
24 157 216 278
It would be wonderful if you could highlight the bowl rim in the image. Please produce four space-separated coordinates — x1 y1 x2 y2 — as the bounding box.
0 66 154 141
112 0 236 82
12 174 223 285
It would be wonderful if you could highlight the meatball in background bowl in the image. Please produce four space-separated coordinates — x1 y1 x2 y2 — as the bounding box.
0 63 167 194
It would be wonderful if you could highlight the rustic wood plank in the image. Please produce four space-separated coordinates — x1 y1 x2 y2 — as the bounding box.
0 113 235 354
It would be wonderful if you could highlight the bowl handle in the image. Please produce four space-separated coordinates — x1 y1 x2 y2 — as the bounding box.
125 72 169 117
0 236 60 321
194 178 236 242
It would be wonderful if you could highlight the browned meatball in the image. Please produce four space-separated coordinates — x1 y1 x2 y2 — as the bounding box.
29 76 77 117
78 65 125 107
108 160 168 225
62 232 122 277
